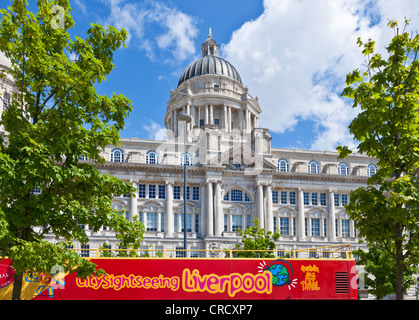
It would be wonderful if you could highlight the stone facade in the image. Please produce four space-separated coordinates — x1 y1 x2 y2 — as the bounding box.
0 34 375 258
84 34 374 257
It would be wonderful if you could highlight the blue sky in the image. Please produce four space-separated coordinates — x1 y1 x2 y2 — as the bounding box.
20 0 419 151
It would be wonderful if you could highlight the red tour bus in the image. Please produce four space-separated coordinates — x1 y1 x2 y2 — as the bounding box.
0 244 357 300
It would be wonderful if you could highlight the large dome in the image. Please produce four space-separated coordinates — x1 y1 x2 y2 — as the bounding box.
178 55 242 87
177 31 242 87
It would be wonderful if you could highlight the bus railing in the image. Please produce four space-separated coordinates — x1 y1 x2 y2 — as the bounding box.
69 244 353 259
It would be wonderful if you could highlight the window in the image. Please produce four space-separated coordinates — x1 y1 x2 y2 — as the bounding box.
174 186 181 200
148 185 156 199
3 92 10 110
312 218 320 236
160 214 165 232
180 153 192 166
289 192 296 205
311 193 318 206
367 164 377 177
338 162 349 175
192 186 200 201
176 247 185 258
200 119 204 127
341 194 348 206
281 191 287 204
158 185 166 199
195 215 199 234
272 191 279 204
225 189 250 202
138 184 146 198
232 215 243 232
146 150 158 164
304 192 309 205
323 219 327 237
244 193 250 202
32 186 41 194
119 211 130 221
278 159 289 172
320 193 326 206
180 214 193 232
146 212 158 231
308 160 319 174
334 194 339 206
231 190 243 202
214 119 220 126
246 215 252 229
80 245 90 257
342 219 350 237
110 148 124 162
280 217 289 236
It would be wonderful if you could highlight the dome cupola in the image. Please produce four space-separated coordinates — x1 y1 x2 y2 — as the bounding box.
177 30 242 87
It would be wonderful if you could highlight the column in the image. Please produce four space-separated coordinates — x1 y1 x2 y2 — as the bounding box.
228 106 232 132
224 105 228 130
298 188 306 241
209 105 214 125
205 105 209 125
265 185 273 233
256 184 264 228
166 182 174 237
173 109 178 136
328 189 337 241
186 104 191 132
206 181 214 236
200 183 206 237
215 181 223 236
130 181 137 221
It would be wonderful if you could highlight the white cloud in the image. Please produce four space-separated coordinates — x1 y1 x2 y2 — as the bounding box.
101 0 198 63
142 119 167 140
223 0 419 151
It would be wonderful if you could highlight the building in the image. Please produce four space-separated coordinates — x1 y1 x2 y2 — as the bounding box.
0 33 376 258
89 33 375 257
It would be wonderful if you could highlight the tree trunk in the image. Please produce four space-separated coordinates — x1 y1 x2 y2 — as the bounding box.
395 259 404 300
11 272 23 300
395 225 404 300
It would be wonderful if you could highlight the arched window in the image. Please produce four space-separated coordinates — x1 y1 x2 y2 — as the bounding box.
308 160 319 174
146 150 158 164
180 153 192 166
110 148 124 162
2 91 10 110
224 189 251 202
367 164 377 177
277 159 289 172
338 162 349 175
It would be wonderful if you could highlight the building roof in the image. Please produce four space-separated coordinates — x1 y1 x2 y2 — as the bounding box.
177 31 243 87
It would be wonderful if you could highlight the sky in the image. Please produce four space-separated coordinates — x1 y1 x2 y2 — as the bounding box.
13 0 419 151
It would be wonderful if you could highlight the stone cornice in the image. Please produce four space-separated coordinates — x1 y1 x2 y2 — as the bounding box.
96 160 370 185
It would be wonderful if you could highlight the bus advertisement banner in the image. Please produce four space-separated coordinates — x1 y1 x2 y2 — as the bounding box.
0 258 357 300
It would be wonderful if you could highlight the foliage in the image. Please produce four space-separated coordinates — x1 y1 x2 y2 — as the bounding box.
338 19 419 299
355 243 416 300
234 218 280 258
0 0 144 299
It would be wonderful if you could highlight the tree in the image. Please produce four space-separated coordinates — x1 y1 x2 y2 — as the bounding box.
338 19 419 300
0 0 144 300
354 242 415 300
234 218 280 258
